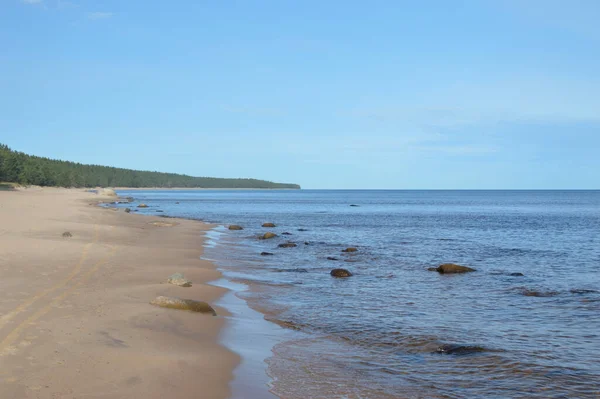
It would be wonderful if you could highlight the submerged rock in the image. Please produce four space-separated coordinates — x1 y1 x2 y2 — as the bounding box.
519 288 559 297
228 225 244 231
150 296 216 315
330 268 353 278
342 247 358 253
510 272 525 277
167 273 192 287
261 252 274 256
274 268 309 273
349 204 360 207
297 228 309 232
261 232 277 240
137 204 149 208
281 232 293 236
262 222 276 228
436 344 486 355
327 257 339 261
278 242 297 248
570 288 599 294
433 263 476 274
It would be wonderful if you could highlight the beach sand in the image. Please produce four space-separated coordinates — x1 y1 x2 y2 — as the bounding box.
0 187 238 398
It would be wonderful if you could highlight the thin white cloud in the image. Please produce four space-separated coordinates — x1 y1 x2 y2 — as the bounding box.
87 11 113 20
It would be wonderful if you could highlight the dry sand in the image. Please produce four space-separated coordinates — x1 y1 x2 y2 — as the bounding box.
0 187 238 398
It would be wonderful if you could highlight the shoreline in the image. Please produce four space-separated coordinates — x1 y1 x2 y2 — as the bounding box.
0 187 238 398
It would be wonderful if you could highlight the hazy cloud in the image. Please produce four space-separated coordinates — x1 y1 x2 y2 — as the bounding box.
87 11 113 20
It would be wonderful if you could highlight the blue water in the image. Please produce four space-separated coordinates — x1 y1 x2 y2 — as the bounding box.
113 190 600 398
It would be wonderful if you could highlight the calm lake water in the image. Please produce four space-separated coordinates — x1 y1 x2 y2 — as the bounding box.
115 190 600 399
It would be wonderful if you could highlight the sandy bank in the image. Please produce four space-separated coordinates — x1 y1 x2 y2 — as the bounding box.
0 187 238 398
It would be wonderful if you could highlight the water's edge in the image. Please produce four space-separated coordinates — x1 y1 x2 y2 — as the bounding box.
105 195 283 399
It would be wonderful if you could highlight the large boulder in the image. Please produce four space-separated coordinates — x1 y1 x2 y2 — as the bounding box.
100 188 117 197
434 263 476 274
278 242 297 248
330 268 353 278
262 222 276 228
150 296 216 315
228 225 244 230
167 273 192 287
342 247 358 253
261 232 277 239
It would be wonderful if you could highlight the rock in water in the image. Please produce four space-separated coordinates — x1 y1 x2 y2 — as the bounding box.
510 272 524 277
167 273 192 287
150 296 216 315
261 232 277 239
260 252 274 256
327 257 339 261
262 222 276 228
342 247 358 253
228 225 243 230
435 263 476 274
278 242 297 248
137 204 149 208
281 232 293 236
436 344 486 355
330 268 353 277
297 228 309 232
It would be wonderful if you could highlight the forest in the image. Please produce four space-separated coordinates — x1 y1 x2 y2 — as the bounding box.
0 143 300 189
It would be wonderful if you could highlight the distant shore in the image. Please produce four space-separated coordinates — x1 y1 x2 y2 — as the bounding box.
114 187 301 190
0 187 237 398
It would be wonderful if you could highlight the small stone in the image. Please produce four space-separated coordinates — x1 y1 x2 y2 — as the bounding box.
260 252 274 256
228 225 244 231
281 232 293 236
124 208 131 213
327 257 339 261
62 232 72 238
342 247 358 253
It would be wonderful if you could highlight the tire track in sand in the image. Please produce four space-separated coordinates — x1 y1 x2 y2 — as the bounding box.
0 242 118 354
0 225 100 333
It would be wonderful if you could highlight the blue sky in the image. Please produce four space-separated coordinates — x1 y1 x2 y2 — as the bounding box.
1 0 599 189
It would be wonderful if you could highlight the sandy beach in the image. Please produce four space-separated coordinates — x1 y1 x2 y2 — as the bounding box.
0 187 238 398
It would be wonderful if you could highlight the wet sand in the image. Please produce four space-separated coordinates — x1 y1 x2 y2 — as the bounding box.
0 187 238 398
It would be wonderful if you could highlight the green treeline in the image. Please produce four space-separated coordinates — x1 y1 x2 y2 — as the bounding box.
0 144 300 189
